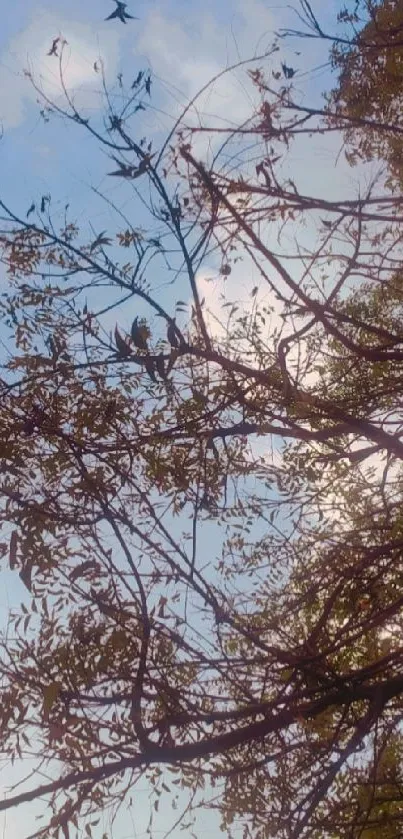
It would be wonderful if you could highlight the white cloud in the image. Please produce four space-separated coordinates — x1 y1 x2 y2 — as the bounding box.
0 8 121 128
196 268 235 339
133 0 356 322
137 2 384 487
196 256 278 340
136 0 276 156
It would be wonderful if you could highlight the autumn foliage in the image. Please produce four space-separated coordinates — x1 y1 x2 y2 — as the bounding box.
1 2 403 837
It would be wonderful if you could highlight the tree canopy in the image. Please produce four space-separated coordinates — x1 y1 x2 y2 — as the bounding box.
1 1 403 837
327 0 403 185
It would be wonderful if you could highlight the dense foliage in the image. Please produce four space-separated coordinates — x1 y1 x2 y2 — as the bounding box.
1 1 403 836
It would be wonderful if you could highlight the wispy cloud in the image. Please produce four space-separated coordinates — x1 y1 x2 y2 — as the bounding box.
134 0 283 336
136 0 276 139
0 8 121 128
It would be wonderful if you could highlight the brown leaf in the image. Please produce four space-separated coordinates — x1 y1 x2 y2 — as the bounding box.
43 681 62 719
69 560 99 583
19 563 32 592
9 530 18 570
114 325 132 357
48 722 65 743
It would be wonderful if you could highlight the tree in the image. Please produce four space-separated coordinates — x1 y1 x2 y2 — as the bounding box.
328 0 403 186
1 4 403 836
280 0 403 186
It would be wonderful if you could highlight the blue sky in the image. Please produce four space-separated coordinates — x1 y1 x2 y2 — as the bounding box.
0 1 345 837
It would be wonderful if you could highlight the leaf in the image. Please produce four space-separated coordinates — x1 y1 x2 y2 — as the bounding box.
108 159 136 178
131 71 144 89
19 564 32 592
40 195 50 213
131 317 150 350
48 722 65 743
158 596 168 617
155 353 167 380
209 440 220 463
90 231 112 252
114 325 132 358
144 357 157 383
42 681 62 719
166 349 178 376
69 561 99 583
281 62 296 79
167 320 180 348
108 156 151 179
192 388 208 405
9 530 18 570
